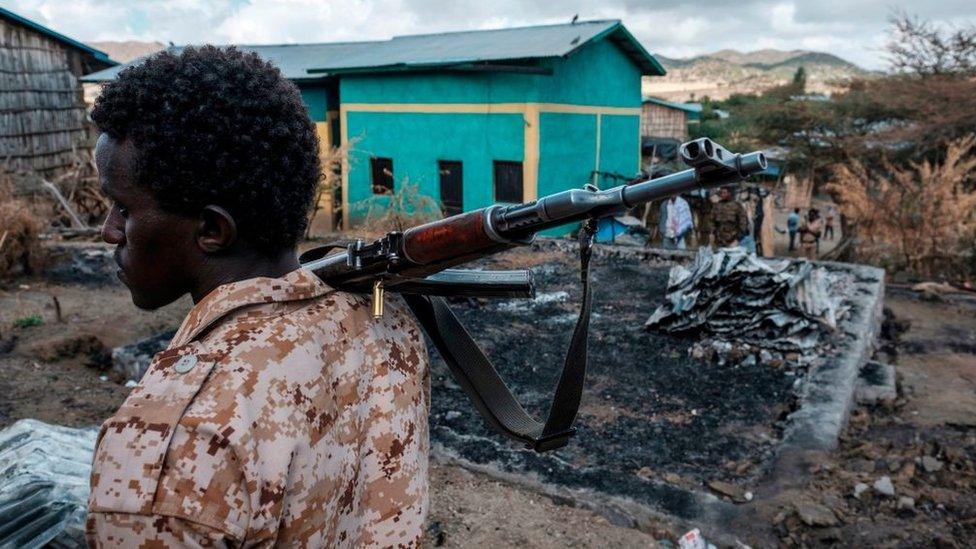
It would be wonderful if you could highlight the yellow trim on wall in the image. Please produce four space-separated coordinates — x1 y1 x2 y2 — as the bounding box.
593 113 602 186
522 104 540 202
340 107 349 229
340 102 640 117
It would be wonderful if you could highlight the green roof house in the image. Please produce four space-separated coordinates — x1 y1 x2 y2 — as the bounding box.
84 20 663 230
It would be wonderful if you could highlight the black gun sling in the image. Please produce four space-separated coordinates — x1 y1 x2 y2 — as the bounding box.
403 221 595 453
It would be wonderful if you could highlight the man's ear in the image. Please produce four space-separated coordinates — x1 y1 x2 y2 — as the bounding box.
196 205 238 253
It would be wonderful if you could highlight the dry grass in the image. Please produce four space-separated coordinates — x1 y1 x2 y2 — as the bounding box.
0 185 45 279
307 138 357 235
356 178 443 236
827 134 976 278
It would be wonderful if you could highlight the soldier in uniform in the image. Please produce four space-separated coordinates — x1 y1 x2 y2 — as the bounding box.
705 186 749 248
87 46 429 547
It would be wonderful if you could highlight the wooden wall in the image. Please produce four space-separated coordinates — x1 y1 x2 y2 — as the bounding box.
0 18 89 175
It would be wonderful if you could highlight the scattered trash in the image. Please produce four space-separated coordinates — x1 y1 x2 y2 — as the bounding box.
124 379 138 388
678 528 706 549
0 419 96 548
98 375 108 382
853 482 869 499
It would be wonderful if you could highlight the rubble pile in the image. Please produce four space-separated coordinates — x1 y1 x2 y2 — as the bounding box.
646 247 852 367
0 420 95 548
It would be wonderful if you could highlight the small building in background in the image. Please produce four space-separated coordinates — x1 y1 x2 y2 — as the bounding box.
85 20 664 232
640 96 703 141
0 8 115 176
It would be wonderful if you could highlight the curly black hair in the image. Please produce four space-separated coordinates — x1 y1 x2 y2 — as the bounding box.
91 46 320 254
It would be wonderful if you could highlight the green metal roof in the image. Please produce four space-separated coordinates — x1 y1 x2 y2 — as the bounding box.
83 20 663 83
642 96 701 114
0 7 117 66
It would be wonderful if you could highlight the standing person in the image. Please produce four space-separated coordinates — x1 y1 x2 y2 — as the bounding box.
824 205 836 240
705 186 748 248
787 208 801 252
658 194 694 249
799 208 823 260
86 47 429 547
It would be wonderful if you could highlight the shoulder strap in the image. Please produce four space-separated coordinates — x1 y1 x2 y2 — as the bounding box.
404 221 596 452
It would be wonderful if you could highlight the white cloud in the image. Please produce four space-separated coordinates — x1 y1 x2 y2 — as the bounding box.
3 0 974 70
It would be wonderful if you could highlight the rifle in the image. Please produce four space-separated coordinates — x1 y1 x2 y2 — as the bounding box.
300 138 766 452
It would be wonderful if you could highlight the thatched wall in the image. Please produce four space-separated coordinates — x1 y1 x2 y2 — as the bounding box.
0 17 90 175
640 103 688 141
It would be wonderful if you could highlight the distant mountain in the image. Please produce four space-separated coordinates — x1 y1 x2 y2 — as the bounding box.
88 41 166 63
644 49 875 102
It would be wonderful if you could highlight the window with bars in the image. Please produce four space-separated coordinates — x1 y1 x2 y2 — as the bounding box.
370 157 394 194
438 160 463 216
493 160 523 203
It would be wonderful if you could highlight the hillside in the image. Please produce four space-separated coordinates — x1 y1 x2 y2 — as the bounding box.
87 41 166 63
645 49 874 101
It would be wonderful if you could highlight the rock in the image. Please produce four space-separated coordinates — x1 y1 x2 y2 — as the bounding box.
873 476 895 497
921 456 943 473
853 482 869 499
124 380 138 388
759 349 774 363
111 330 175 380
444 410 462 421
740 354 757 367
897 496 915 512
896 461 916 481
707 480 749 503
636 466 654 480
850 458 876 473
795 502 838 527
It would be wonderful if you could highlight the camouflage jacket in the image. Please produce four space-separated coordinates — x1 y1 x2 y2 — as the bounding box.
707 199 749 247
87 268 430 547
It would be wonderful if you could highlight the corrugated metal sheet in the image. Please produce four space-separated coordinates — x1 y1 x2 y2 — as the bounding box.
83 20 664 83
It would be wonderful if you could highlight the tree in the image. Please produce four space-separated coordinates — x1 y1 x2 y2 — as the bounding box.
792 66 807 91
887 12 976 76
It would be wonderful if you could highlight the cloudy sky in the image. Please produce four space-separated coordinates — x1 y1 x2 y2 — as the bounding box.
6 0 976 70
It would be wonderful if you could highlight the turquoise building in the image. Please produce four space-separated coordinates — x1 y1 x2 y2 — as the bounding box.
84 20 664 229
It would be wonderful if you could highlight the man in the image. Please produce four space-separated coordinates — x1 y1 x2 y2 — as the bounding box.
824 205 836 240
87 46 429 547
787 208 801 252
705 186 749 248
799 208 823 260
658 194 694 249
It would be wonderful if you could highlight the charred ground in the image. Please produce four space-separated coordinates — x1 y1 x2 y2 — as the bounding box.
428 246 797 517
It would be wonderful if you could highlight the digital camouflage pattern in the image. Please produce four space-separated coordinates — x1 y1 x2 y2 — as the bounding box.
706 199 749 247
87 268 430 547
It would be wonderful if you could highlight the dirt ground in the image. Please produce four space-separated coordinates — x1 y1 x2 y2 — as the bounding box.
1 252 974 547
747 287 976 547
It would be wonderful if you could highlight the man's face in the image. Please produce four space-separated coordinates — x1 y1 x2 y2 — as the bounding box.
96 134 197 310
719 188 731 201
